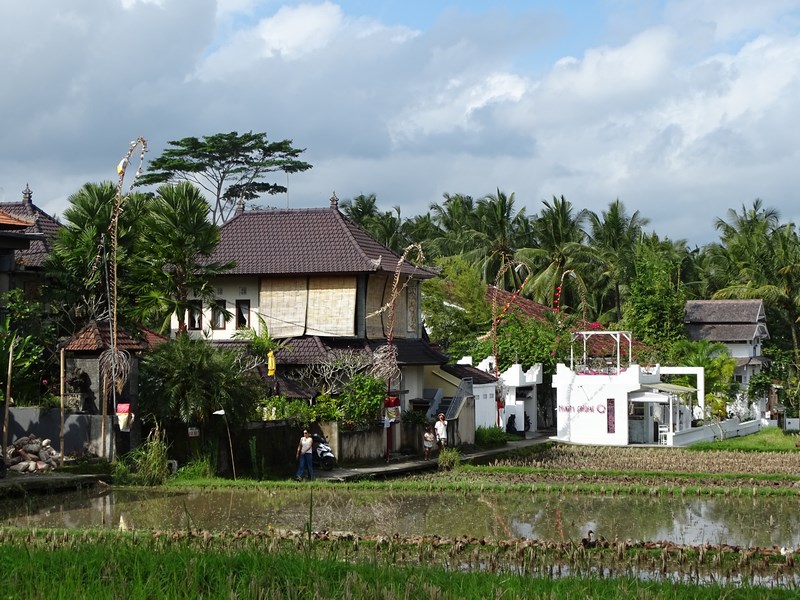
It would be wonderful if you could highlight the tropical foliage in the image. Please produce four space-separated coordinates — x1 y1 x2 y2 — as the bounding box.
138 131 312 224
138 336 261 426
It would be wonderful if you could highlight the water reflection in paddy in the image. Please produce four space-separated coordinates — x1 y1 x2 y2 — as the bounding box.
2 488 799 549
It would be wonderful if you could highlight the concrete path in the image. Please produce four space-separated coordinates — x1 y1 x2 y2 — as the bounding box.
314 432 552 482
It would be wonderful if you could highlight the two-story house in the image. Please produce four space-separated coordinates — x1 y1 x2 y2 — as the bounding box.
175 196 449 423
0 184 61 298
685 299 770 416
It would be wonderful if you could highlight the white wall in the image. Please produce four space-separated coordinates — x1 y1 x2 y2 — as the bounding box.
473 382 497 429
176 277 260 340
552 363 644 445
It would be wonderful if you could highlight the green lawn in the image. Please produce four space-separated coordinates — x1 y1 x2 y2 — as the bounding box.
687 426 800 452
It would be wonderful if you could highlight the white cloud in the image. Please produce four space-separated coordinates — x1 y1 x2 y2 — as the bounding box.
2 1 800 247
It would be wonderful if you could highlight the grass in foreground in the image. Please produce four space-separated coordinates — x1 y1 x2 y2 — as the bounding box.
0 528 793 599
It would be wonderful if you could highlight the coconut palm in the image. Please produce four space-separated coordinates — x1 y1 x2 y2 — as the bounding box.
45 181 149 331
462 189 532 289
131 182 234 333
519 195 588 312
586 199 649 323
429 193 478 257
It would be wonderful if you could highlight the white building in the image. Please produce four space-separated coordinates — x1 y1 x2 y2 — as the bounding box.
459 356 542 434
551 331 759 446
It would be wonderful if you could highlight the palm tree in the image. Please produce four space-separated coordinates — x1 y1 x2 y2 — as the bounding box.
429 193 478 257
340 193 380 229
131 182 234 333
464 189 532 289
519 195 588 311
714 222 800 367
586 199 649 323
44 181 149 330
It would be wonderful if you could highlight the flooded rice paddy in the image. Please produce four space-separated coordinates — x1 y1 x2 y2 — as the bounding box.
2 487 800 550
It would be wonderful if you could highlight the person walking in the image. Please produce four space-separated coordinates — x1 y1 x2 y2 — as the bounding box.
434 412 448 450
423 425 435 460
295 429 314 481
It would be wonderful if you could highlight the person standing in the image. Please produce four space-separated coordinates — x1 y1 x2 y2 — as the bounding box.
422 425 435 460
295 429 314 481
434 412 448 450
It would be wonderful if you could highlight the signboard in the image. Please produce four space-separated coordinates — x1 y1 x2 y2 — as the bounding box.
606 399 615 434
188 427 200 438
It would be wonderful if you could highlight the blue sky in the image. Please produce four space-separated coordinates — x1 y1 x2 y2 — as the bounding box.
1 0 800 247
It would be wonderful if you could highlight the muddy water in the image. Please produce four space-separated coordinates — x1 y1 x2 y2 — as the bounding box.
2 488 799 548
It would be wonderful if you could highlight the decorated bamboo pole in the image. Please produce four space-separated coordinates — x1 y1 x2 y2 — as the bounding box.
2 334 17 458
60 347 65 466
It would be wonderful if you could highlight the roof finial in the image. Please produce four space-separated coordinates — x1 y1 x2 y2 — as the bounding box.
22 183 32 207
330 191 338 209
235 195 245 217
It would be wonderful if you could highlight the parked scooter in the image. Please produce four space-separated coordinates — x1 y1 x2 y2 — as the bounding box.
311 433 336 470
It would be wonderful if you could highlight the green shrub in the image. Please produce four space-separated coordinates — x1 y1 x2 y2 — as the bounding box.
174 455 216 480
401 409 429 426
475 426 508 448
114 426 170 486
437 447 461 471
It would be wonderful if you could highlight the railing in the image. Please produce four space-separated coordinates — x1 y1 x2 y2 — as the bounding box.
445 378 473 420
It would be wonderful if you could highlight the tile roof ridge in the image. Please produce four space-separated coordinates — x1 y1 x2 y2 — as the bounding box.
331 207 383 271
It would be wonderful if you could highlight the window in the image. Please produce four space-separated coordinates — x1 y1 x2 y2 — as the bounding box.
188 300 202 330
212 300 226 330
236 299 250 329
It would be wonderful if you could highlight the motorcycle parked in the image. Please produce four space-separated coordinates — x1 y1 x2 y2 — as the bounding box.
311 432 336 470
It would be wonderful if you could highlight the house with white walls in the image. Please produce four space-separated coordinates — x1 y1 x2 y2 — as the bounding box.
552 330 760 447
458 356 542 435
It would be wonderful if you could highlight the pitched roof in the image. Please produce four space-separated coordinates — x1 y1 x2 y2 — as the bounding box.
210 205 437 279
271 336 448 366
61 320 148 352
685 299 765 324
0 185 61 268
0 209 33 230
486 285 552 320
440 363 498 384
685 299 769 343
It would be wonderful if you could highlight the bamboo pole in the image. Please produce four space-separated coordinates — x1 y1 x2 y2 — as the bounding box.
60 347 65 466
2 333 17 458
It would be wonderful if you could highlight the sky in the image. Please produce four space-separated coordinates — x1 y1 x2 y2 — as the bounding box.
1 0 799 247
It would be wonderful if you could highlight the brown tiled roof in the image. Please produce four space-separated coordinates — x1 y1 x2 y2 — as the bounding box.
0 185 61 268
0 209 33 230
211 206 437 279
486 285 552 321
62 321 148 352
272 336 448 367
138 327 169 349
440 363 497 384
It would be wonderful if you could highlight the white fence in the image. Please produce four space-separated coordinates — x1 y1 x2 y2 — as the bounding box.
671 418 760 447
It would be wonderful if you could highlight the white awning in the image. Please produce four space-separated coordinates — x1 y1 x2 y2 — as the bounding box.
643 382 696 393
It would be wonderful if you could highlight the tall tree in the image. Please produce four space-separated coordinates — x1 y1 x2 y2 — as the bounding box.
429 193 478 257
340 193 380 228
586 199 649 323
466 189 532 290
623 233 687 356
44 181 150 333
131 182 234 333
138 131 312 224
520 195 588 311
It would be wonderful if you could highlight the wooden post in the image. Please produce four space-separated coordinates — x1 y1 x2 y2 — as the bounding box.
101 372 107 459
2 333 16 458
60 347 65 466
